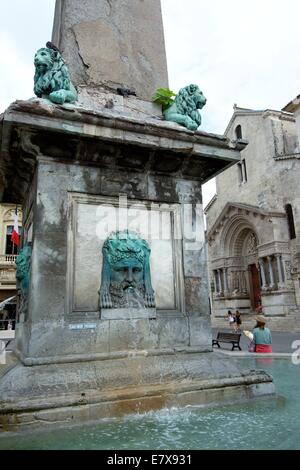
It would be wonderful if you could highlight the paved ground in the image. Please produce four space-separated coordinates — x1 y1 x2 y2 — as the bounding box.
1 330 299 375
212 328 300 354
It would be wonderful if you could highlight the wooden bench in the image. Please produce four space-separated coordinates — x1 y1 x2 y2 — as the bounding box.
212 332 242 351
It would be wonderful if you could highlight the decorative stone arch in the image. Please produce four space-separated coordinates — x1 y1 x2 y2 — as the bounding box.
242 231 259 256
3 208 16 224
208 203 288 315
218 213 261 310
220 215 259 258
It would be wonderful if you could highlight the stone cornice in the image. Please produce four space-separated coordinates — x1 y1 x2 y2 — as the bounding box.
0 99 246 203
207 202 286 240
274 153 300 161
204 194 217 214
224 107 295 136
283 95 300 113
2 99 247 152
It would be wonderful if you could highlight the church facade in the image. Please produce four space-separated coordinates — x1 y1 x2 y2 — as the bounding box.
205 104 300 329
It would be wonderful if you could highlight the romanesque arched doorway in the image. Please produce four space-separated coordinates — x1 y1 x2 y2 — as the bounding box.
216 217 261 314
208 203 295 321
239 230 261 311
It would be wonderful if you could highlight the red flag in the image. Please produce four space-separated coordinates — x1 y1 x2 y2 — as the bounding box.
11 208 20 247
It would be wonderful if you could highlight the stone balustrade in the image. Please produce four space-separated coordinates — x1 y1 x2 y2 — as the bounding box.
0 255 17 265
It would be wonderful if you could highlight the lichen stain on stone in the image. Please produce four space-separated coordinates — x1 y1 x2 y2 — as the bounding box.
81 167 101 193
59 199 67 226
185 277 202 314
31 133 78 160
110 394 167 417
0 413 20 433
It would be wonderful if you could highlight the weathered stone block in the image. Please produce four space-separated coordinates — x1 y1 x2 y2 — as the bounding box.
108 319 158 352
185 277 210 315
189 316 212 349
150 317 190 349
52 0 169 101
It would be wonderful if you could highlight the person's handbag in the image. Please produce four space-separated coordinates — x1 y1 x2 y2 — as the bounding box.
248 341 255 353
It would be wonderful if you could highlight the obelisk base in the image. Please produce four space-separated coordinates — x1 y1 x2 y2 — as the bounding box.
0 352 275 433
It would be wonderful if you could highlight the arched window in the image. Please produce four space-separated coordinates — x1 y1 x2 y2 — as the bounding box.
235 125 242 140
237 159 247 183
285 204 296 240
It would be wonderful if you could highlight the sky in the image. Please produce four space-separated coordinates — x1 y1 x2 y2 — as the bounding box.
1 0 300 205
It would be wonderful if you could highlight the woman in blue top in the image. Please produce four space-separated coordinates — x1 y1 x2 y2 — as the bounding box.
253 316 272 353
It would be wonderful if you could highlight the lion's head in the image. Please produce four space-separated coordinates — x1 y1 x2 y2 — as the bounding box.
34 45 76 103
34 48 55 76
176 84 207 117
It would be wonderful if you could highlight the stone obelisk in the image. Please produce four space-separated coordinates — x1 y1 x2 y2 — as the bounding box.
0 0 275 432
52 0 169 101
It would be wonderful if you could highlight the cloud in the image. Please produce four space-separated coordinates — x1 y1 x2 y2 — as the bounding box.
0 33 34 111
1 0 300 204
0 0 55 113
162 0 300 133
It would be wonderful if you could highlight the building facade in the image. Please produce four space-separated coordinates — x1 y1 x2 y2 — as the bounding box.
205 105 300 329
0 204 22 327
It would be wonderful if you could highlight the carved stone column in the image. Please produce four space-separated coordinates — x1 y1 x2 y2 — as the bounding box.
218 269 223 295
223 268 228 295
282 258 289 283
267 256 275 289
241 161 247 183
238 271 243 293
259 258 267 289
213 271 218 294
276 254 284 287
241 270 247 294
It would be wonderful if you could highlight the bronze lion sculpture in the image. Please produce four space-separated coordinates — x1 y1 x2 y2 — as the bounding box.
34 43 77 105
164 84 207 131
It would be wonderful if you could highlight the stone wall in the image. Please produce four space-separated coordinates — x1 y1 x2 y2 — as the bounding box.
15 158 211 362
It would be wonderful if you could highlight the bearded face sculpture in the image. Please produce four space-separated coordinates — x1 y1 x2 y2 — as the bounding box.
99 231 156 309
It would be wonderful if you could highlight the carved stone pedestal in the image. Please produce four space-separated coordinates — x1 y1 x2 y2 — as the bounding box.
0 99 274 431
0 352 275 432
